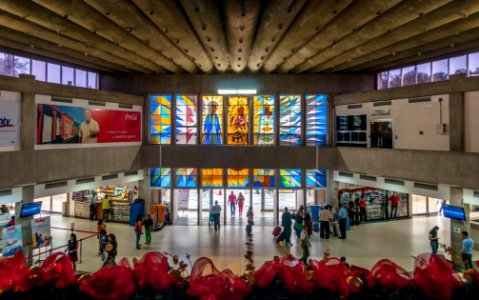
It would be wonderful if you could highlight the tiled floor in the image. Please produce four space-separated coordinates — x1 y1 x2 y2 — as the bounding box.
43 213 477 274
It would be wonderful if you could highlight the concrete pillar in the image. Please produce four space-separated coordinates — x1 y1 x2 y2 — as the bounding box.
15 185 34 263
326 169 334 204
20 92 35 150
449 187 469 271
448 92 464 152
137 176 150 217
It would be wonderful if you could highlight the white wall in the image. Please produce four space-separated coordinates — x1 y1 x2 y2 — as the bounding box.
465 91 479 153
464 189 479 206
335 94 450 151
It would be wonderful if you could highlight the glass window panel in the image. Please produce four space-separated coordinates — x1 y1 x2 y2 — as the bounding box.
150 168 171 188
75 69 87 87
253 95 275 145
306 169 327 188
47 63 61 84
416 63 431 84
201 168 223 187
150 95 172 144
176 95 198 144
31 60 46 81
388 69 402 88
377 71 388 89
401 66 416 86
0 53 14 76
449 55 467 75
175 168 197 188
468 52 479 76
87 72 98 89
227 96 249 144
227 169 249 188
13 56 30 77
253 169 275 187
279 169 302 188
432 59 448 81
279 95 302 146
306 94 327 146
201 96 223 145
61 66 74 85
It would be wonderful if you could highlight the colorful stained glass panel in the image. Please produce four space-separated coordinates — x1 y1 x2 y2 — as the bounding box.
253 95 275 145
279 169 302 188
280 95 302 145
175 168 197 188
176 95 198 144
306 169 327 188
150 95 172 144
201 96 223 145
150 168 171 188
306 95 327 146
202 168 223 187
253 169 275 187
227 96 249 144
227 169 249 188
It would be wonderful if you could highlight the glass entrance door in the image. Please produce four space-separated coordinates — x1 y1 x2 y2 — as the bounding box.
252 188 275 226
173 189 199 225
370 121 393 148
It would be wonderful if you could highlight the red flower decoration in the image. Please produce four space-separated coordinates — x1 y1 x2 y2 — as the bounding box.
0 251 33 292
134 252 171 291
310 258 349 299
36 252 76 289
368 259 412 290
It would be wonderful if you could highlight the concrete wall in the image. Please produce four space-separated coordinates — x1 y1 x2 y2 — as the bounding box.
465 91 479 153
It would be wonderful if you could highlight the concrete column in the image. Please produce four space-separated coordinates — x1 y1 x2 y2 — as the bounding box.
449 187 469 271
137 176 150 217
14 185 34 263
326 169 334 204
448 92 464 152
20 92 35 150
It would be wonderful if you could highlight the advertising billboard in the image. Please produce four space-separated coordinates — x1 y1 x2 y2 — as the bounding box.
31 216 52 249
36 103 141 145
0 100 20 147
2 224 23 257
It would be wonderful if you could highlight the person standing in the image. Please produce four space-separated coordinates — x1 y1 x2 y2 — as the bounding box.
281 207 293 246
211 200 222 231
300 224 311 265
294 205 305 238
67 233 78 272
461 231 475 270
359 195 367 223
228 191 237 216
97 218 106 239
389 192 400 219
319 207 330 239
102 196 111 222
8 216 15 227
246 207 254 236
338 203 348 239
237 192 245 217
134 215 143 250
102 233 118 267
438 199 447 215
144 214 153 245
353 198 361 225
429 226 440 254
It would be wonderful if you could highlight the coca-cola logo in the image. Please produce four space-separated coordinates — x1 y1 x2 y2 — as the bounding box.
125 113 140 129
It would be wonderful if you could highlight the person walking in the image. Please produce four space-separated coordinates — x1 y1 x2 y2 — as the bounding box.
389 192 400 219
348 200 356 226
134 215 143 249
281 207 293 246
359 195 367 223
228 191 237 216
294 205 305 238
102 233 118 267
461 231 475 270
319 206 330 239
237 192 245 217
67 233 78 272
211 200 222 231
144 214 153 245
102 196 111 222
246 207 254 236
300 224 311 265
353 198 361 225
429 226 440 254
338 203 348 239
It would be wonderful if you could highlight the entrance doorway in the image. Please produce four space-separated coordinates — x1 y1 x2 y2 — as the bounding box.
370 121 393 148
412 194 444 215
172 189 199 225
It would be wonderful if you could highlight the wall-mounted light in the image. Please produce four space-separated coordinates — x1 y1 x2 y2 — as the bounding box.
217 89 257 95
218 89 237 95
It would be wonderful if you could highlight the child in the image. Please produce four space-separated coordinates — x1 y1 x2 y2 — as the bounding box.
98 229 108 256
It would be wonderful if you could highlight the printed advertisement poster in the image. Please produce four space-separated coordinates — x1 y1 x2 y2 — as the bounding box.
0 101 20 147
31 216 52 249
2 224 23 257
36 104 141 144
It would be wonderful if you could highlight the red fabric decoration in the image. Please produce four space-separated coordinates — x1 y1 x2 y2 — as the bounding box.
36 252 76 289
187 257 251 300
79 260 136 300
413 253 463 300
368 259 412 290
0 251 33 292
310 258 349 299
254 256 296 293
134 252 171 291
348 265 370 293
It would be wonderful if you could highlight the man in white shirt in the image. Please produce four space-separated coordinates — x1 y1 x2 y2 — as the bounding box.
79 108 100 143
320 207 330 239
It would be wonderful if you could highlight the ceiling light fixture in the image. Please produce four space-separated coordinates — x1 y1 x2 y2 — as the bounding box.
217 89 257 95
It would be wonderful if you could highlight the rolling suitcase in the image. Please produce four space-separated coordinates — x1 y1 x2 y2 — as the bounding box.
272 226 282 237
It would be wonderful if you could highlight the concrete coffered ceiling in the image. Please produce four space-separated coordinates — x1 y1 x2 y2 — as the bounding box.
0 0 478 74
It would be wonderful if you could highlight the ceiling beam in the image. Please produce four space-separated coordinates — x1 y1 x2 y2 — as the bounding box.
261 0 353 73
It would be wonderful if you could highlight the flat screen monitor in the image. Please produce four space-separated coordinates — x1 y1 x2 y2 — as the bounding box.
442 204 466 221
20 202 42 218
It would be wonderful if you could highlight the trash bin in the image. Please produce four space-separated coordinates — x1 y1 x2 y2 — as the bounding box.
309 205 321 232
130 202 145 226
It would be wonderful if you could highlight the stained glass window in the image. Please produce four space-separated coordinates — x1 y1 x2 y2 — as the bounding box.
227 169 249 188
253 95 275 145
150 95 172 144
306 169 327 188
279 95 302 145
175 168 197 188
202 168 223 188
306 95 327 146
176 95 197 144
227 96 249 144
150 168 171 188
279 169 302 188
253 169 275 187
201 96 223 145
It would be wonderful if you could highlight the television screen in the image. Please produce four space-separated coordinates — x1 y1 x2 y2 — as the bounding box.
20 202 42 218
443 204 466 221
337 116 348 131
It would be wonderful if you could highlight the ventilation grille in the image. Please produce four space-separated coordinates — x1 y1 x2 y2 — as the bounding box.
347 104 362 109
384 178 405 186
76 177 95 184
45 181 68 189
373 100 391 106
408 96 431 103
0 189 12 197
102 174 118 181
360 175 377 181
338 172 354 178
119 104 133 109
414 182 438 191
474 191 479 198
125 171 138 177
52 97 73 103
88 100 106 106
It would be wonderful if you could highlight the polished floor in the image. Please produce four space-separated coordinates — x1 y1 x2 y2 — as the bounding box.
42 213 477 274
